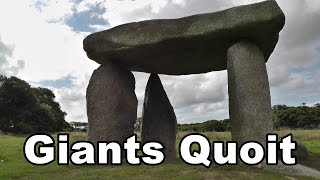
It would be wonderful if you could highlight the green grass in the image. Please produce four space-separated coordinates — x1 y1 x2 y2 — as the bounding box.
0 130 319 180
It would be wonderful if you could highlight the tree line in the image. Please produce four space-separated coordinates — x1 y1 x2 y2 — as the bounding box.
272 104 320 130
176 104 320 132
34 103 320 133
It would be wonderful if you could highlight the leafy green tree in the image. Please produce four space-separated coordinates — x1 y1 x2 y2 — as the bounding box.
32 87 69 132
0 76 70 134
0 76 37 133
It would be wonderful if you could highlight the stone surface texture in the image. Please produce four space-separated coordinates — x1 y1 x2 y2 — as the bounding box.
86 62 137 144
294 141 309 162
83 1 285 75
265 161 320 179
141 74 177 158
227 41 273 146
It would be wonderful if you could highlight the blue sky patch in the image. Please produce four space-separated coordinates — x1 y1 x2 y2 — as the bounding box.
66 2 109 32
35 75 75 89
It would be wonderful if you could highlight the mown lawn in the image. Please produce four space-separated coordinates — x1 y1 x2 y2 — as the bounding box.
0 130 319 180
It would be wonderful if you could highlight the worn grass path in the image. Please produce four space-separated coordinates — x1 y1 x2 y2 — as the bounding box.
0 130 319 179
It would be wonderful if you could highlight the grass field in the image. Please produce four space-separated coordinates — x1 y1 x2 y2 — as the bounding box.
0 130 319 179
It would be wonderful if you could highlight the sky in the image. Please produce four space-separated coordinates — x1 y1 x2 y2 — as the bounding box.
0 0 319 124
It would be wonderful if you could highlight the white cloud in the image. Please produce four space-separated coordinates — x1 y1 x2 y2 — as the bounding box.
54 81 88 123
31 0 74 22
0 1 98 81
74 0 106 13
0 0 97 123
102 0 233 27
0 37 25 76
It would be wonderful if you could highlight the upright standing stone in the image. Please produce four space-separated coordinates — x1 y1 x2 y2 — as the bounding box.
141 74 177 158
227 41 273 146
86 61 137 144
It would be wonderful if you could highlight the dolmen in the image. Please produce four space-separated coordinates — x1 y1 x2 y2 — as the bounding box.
83 1 285 159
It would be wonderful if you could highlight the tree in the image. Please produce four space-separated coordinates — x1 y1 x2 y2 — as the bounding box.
32 87 69 132
314 103 320 109
0 76 70 134
0 76 37 133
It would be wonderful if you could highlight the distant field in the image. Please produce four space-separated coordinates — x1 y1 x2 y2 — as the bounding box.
0 130 319 179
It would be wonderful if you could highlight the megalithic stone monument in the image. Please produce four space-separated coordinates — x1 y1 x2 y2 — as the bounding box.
83 0 285 155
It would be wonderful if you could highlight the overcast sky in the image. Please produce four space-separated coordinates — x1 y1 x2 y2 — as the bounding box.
0 0 319 124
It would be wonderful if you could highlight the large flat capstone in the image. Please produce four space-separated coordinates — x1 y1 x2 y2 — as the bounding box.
83 1 285 75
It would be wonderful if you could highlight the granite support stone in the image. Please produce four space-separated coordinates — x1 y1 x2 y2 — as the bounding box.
141 74 177 159
227 41 273 146
86 61 138 145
